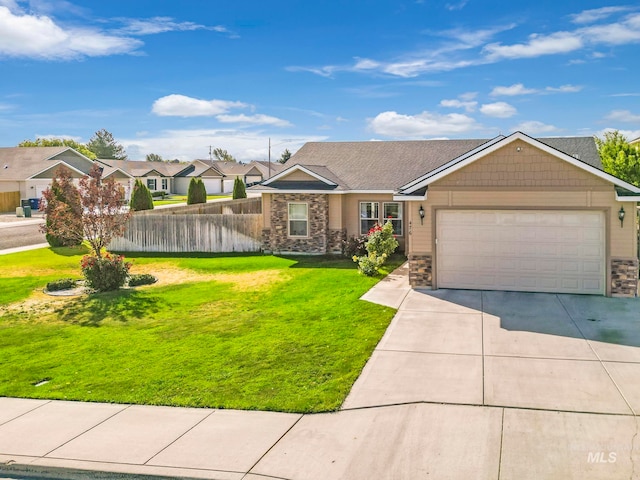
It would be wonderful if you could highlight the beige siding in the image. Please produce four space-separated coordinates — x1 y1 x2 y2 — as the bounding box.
328 194 343 229
0 181 20 193
279 169 323 182
407 143 638 262
437 140 610 188
341 193 406 250
262 193 272 228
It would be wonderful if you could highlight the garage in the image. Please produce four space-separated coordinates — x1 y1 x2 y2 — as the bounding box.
202 178 222 194
436 210 606 295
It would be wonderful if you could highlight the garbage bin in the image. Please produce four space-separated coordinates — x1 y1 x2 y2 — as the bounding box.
29 198 40 210
21 199 30 208
23 206 32 218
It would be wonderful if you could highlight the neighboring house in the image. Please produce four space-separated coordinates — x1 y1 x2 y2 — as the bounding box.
97 159 187 194
0 147 134 206
252 132 640 297
630 137 640 146
181 160 286 194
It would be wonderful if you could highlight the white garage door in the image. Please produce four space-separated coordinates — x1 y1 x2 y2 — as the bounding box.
202 178 222 194
436 210 605 295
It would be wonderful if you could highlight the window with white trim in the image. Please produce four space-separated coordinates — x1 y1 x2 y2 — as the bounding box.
360 202 379 235
383 202 403 236
288 203 308 237
147 178 157 190
161 178 168 190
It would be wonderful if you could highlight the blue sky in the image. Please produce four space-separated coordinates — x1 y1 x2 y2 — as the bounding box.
1 0 639 161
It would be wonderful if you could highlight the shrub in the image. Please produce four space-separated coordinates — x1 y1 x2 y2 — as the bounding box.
46 278 79 292
232 177 247 199
128 273 157 287
187 178 207 204
353 221 399 276
342 235 367 258
151 190 166 198
81 253 131 292
130 180 154 211
41 167 83 247
365 221 399 258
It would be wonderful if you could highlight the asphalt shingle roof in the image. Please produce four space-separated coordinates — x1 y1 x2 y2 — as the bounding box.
271 136 602 191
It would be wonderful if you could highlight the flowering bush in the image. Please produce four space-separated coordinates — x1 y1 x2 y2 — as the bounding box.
342 235 367 258
81 252 131 292
353 221 399 276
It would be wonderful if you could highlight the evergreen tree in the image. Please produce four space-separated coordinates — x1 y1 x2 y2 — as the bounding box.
187 178 207 204
87 129 128 160
278 149 292 164
129 179 154 211
232 177 247 199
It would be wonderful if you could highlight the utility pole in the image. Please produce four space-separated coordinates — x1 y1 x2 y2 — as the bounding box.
268 138 271 178
209 145 212 161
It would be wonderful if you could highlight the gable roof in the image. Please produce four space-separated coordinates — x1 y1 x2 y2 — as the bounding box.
0 147 95 181
398 132 640 196
251 133 636 196
97 159 187 177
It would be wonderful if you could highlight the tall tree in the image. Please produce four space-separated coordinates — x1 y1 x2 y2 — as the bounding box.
595 131 640 186
130 179 154 211
19 138 96 159
278 149 292 164
146 153 164 162
212 147 236 162
232 177 247 199
87 129 128 160
40 167 84 247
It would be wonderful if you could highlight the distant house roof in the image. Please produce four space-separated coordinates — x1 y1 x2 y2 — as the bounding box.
254 134 607 193
97 159 187 177
0 147 95 181
630 137 640 145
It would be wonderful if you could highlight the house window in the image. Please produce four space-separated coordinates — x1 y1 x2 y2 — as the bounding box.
383 202 403 236
161 178 168 190
147 178 156 190
360 202 379 235
288 203 308 237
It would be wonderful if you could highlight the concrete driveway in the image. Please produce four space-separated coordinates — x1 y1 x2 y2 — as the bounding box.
345 288 640 415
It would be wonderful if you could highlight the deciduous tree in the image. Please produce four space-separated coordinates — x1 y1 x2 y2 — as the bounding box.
212 148 236 162
595 130 640 186
40 167 84 247
146 153 163 162
19 138 96 159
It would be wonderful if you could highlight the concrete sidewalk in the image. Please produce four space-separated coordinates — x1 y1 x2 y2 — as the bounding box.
1 265 639 479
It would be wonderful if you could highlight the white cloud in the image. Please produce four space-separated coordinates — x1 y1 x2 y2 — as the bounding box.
484 32 584 60
545 84 583 93
120 129 324 162
0 6 142 59
216 113 292 127
117 17 213 35
368 110 480 138
152 94 247 117
512 121 559 134
580 14 640 45
605 110 640 123
439 99 477 112
596 127 640 142
490 83 538 96
480 102 517 118
570 6 633 24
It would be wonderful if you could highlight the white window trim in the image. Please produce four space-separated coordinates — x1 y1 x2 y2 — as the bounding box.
383 202 403 237
161 178 168 190
359 201 380 235
147 178 157 190
288 202 309 238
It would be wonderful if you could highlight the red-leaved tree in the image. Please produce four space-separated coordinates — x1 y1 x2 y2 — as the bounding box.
42 164 131 258
41 167 84 247
78 164 131 258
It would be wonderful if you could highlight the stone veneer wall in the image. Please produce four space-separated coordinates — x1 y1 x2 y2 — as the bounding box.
611 258 639 297
268 193 329 253
408 254 432 288
328 228 346 254
261 228 272 253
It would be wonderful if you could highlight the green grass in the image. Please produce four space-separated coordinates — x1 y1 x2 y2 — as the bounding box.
153 194 230 206
0 248 404 413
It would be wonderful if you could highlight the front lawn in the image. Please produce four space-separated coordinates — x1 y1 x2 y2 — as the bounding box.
0 248 403 413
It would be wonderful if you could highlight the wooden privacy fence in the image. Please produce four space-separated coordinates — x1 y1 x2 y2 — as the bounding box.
109 214 263 253
0 192 20 213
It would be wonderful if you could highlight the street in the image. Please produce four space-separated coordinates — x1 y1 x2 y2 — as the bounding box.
0 221 46 251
